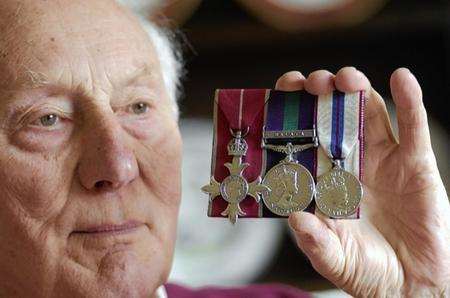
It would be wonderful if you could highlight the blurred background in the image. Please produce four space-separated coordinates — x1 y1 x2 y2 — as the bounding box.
123 0 449 296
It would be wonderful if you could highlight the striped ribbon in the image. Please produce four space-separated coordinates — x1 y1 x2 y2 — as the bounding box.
216 89 266 131
209 89 269 218
317 90 364 219
263 91 317 217
317 91 361 161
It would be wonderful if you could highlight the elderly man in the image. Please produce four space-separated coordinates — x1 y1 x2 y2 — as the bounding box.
0 0 448 297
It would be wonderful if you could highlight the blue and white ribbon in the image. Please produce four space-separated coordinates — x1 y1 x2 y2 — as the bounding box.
317 91 361 163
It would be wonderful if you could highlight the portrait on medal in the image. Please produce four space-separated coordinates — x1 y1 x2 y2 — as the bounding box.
273 165 299 206
0 0 448 297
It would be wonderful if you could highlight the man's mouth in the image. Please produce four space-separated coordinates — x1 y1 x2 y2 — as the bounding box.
72 221 144 236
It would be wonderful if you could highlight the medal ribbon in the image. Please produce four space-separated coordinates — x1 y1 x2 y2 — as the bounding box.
317 91 362 161
263 91 318 217
317 90 364 219
216 89 266 131
209 89 269 218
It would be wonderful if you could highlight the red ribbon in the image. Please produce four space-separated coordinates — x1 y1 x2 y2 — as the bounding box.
217 89 267 131
209 89 268 218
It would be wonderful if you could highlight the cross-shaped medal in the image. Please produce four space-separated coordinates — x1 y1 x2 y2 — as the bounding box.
202 129 269 224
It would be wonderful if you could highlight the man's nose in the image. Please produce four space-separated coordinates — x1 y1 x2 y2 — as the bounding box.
77 115 138 192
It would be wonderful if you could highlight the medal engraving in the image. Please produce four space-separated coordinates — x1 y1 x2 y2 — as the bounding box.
202 129 269 224
262 162 314 216
220 175 248 203
261 141 316 216
263 129 316 139
315 166 362 218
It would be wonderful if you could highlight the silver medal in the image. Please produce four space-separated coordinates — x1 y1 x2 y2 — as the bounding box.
261 142 316 216
202 129 269 224
315 161 362 218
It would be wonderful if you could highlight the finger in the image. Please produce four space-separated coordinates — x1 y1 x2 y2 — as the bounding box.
390 68 432 155
364 88 397 147
304 70 335 95
275 71 306 91
335 66 371 93
288 212 344 282
334 67 396 146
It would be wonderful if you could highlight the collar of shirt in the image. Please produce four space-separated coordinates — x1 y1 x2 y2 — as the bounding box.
155 285 167 298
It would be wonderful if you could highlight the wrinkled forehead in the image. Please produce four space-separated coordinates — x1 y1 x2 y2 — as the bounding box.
0 0 161 92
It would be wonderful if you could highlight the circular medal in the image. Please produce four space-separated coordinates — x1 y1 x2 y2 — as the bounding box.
262 162 315 216
315 167 363 218
220 175 249 204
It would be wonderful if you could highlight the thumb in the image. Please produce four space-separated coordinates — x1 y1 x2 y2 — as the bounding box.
288 212 345 283
390 68 432 156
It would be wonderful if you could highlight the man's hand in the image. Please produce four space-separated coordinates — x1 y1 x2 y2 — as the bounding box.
277 67 450 297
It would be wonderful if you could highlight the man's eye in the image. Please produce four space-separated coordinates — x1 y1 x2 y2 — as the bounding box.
38 114 59 126
131 102 149 115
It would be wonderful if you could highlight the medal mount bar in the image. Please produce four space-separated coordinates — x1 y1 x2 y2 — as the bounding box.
263 128 316 140
204 89 365 221
261 126 318 160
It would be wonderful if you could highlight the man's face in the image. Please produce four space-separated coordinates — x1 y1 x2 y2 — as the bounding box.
0 1 182 297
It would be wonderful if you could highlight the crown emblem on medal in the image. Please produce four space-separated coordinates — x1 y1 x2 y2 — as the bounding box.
227 130 248 156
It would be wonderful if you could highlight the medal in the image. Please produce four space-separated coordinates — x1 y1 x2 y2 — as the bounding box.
202 128 269 224
261 91 318 216
315 91 364 218
315 160 362 218
261 140 316 216
202 89 269 223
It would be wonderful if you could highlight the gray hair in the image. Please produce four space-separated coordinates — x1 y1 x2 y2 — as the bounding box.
139 18 183 118
116 0 183 118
